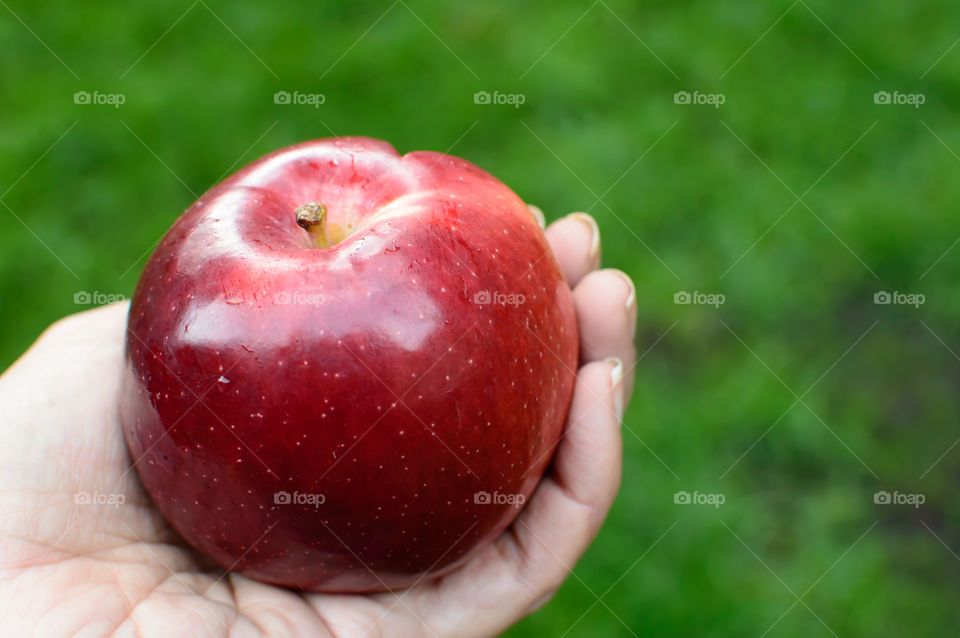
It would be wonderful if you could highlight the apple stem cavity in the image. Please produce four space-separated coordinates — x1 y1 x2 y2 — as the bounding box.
296 202 332 248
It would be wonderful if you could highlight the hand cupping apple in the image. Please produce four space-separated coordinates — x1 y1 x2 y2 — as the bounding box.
121 137 578 592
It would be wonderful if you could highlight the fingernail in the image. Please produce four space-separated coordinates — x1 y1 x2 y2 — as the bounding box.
606 356 624 423
527 204 546 229
608 270 637 339
567 212 600 260
609 269 636 310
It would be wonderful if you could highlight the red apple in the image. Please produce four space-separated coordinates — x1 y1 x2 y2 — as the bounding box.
120 137 578 592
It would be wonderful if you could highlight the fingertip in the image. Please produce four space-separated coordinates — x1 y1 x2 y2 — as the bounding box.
544 213 601 287
551 359 623 514
566 213 600 261
605 356 625 423
572 269 638 396
527 204 546 229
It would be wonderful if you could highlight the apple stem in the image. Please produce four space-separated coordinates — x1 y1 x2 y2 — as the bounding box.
295 202 330 247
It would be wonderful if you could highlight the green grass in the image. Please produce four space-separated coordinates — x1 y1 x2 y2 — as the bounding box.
2 1 959 635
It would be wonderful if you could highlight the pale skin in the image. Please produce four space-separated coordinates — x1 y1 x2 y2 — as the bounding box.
0 211 637 637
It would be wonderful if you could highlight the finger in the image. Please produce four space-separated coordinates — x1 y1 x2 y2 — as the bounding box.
0 302 131 464
573 268 637 397
0 301 179 554
508 358 623 565
544 212 601 288
1 301 130 380
405 359 623 637
527 204 546 229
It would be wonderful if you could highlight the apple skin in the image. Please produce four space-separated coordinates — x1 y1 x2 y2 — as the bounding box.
121 137 578 592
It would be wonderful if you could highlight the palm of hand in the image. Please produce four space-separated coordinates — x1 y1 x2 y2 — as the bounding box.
0 213 636 638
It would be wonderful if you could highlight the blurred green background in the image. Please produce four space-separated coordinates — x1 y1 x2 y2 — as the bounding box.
2 1 959 635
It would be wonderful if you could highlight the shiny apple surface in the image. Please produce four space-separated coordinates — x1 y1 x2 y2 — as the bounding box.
121 137 577 592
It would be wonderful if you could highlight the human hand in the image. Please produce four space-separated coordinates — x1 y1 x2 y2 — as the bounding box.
0 209 636 637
